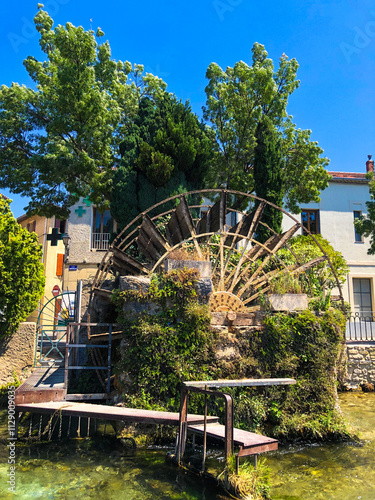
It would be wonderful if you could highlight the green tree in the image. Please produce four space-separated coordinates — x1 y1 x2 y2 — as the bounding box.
204 43 331 213
253 116 285 243
0 198 45 336
111 93 213 230
0 7 167 219
276 234 349 296
354 173 375 254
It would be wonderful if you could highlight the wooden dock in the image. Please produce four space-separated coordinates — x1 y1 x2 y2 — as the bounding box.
188 423 278 457
15 401 220 426
15 367 66 404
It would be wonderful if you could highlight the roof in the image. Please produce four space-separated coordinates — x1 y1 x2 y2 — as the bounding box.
17 214 29 223
328 171 369 184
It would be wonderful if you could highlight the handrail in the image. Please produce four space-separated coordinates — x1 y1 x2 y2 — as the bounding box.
64 323 113 398
177 377 296 471
176 378 296 471
346 314 375 341
177 385 233 469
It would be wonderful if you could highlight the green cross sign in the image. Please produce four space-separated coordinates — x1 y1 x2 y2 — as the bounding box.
82 196 92 207
75 206 87 217
47 228 63 246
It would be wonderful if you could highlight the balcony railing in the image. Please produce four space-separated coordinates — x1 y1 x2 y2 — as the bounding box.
346 312 375 341
91 233 110 251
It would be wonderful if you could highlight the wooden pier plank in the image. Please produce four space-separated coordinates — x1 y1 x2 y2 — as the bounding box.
188 422 278 456
183 378 296 388
15 402 220 427
15 367 66 404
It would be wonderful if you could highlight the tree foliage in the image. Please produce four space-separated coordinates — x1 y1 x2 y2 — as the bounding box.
111 93 213 230
354 174 375 254
276 234 349 296
203 43 331 212
253 116 285 242
0 7 167 218
0 198 45 336
0 10 331 223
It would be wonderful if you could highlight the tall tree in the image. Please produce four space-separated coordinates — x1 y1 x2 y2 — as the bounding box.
0 7 167 219
253 116 285 243
204 43 331 213
0 197 45 336
111 93 213 230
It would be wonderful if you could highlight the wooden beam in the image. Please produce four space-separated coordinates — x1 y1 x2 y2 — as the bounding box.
183 378 296 388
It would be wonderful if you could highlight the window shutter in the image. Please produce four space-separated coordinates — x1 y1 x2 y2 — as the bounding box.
56 254 64 276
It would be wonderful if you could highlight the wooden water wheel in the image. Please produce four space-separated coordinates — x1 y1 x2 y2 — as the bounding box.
90 189 344 314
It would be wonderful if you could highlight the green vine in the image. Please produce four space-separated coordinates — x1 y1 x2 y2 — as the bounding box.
114 268 215 411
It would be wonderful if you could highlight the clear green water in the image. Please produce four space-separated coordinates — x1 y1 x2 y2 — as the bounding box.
268 392 375 500
0 436 227 499
1 393 374 499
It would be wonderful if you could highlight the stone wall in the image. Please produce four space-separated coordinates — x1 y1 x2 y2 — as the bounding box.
346 344 375 388
0 322 36 386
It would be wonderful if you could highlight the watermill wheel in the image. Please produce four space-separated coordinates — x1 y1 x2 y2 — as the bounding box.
90 189 344 315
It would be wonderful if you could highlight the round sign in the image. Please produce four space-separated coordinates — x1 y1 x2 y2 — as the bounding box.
52 285 60 297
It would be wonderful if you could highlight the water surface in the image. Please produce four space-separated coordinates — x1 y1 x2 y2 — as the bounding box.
1 392 374 499
268 392 375 500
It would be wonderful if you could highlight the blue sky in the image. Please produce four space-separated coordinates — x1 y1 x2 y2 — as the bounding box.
1 0 374 217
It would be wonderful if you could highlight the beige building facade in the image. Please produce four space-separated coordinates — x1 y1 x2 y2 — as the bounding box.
283 156 375 315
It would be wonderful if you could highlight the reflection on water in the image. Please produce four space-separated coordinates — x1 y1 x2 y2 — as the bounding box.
268 392 375 500
0 393 374 499
0 437 227 500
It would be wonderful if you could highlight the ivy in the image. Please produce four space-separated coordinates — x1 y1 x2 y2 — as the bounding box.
115 269 352 442
115 268 215 410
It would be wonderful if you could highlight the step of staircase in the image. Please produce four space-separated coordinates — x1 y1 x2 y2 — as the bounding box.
188 422 278 456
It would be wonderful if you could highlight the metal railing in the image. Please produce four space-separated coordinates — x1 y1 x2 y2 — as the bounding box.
65 323 112 399
91 232 110 250
346 312 375 341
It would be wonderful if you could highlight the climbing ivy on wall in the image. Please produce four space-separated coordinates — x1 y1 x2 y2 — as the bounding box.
219 309 351 441
115 269 352 442
114 268 216 409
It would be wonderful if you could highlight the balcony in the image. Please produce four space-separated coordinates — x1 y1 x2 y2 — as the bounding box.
346 312 375 342
91 233 110 251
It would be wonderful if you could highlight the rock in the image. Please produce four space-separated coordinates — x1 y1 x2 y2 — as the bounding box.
360 382 375 392
119 276 151 293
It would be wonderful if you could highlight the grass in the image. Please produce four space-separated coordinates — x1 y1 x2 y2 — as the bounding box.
217 455 271 500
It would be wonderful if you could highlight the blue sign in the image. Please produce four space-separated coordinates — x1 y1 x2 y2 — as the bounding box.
69 265 78 271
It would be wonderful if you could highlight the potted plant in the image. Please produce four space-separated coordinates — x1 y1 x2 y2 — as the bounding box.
266 272 308 311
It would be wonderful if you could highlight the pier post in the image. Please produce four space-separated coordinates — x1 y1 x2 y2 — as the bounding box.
177 388 188 464
202 386 208 471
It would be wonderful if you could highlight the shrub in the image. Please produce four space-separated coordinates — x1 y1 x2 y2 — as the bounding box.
0 198 45 336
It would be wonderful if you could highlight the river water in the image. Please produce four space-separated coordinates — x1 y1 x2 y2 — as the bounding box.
0 392 374 499
268 392 375 500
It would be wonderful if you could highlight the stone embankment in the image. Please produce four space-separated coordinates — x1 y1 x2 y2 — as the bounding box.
0 322 36 385
346 345 375 389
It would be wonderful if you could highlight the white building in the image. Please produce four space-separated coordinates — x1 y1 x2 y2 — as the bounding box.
283 155 375 315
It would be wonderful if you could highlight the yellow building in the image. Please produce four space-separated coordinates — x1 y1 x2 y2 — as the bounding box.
17 214 66 323
17 198 116 323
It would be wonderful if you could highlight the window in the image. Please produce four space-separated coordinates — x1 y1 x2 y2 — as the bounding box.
92 208 113 250
301 209 319 235
54 218 66 234
27 220 36 233
353 211 363 242
353 278 372 317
